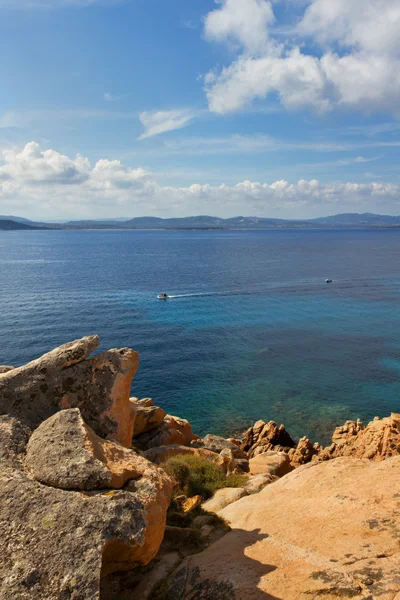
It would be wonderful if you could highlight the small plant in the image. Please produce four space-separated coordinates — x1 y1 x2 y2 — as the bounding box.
162 455 247 500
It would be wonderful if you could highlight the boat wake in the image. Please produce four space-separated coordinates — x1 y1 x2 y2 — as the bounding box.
167 292 223 299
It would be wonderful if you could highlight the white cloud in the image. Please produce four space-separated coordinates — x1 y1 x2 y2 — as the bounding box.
0 142 89 184
205 48 330 113
138 109 198 140
298 0 400 57
1 141 400 219
203 0 400 116
204 0 275 54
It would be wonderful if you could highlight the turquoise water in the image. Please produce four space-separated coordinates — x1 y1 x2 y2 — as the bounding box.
1 228 400 444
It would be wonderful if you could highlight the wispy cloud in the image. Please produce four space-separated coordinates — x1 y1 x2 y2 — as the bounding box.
160 134 400 156
138 109 199 140
103 92 122 102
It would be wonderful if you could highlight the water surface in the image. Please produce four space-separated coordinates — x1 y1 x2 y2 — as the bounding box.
1 228 400 444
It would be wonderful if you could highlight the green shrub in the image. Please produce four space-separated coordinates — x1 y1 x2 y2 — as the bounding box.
162 455 247 500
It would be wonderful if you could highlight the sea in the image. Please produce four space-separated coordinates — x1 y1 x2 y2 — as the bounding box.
1 228 400 445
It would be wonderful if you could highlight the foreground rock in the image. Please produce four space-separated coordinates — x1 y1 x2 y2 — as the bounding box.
0 410 173 600
0 335 139 447
26 408 165 490
166 456 400 599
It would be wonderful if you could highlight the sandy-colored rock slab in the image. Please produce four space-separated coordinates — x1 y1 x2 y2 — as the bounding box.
25 408 163 490
202 487 248 513
0 336 139 447
0 365 14 373
249 451 293 477
244 473 274 493
168 457 400 599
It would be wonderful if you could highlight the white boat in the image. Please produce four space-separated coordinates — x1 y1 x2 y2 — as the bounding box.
157 293 169 299
325 279 333 284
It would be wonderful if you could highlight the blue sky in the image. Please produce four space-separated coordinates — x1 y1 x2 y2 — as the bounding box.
0 0 400 220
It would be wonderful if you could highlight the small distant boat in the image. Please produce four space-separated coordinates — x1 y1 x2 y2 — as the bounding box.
157 292 169 299
325 279 333 284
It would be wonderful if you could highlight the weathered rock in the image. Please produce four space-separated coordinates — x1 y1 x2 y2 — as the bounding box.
132 402 167 438
202 487 248 513
192 515 215 528
182 495 202 514
25 408 165 490
0 413 173 600
233 457 250 473
134 397 154 407
167 457 400 599
202 434 247 459
244 473 275 494
289 435 320 467
241 419 296 458
102 551 182 600
249 450 293 477
320 413 400 462
0 365 14 373
227 437 241 447
0 414 30 467
218 448 249 474
0 336 139 447
133 414 199 449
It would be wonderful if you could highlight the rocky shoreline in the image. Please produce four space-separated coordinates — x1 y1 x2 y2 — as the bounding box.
1 336 399 599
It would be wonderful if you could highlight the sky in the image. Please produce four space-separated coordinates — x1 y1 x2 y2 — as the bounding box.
0 0 400 220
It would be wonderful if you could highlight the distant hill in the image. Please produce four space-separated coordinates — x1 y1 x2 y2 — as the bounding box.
4 213 400 230
0 219 48 231
0 215 38 225
310 213 400 226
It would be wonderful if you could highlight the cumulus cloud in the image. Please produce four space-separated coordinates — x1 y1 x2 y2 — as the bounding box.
203 0 400 115
138 109 198 140
204 0 275 55
0 142 89 184
1 142 400 219
206 48 331 113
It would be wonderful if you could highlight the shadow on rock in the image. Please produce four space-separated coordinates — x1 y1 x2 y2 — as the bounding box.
165 528 283 600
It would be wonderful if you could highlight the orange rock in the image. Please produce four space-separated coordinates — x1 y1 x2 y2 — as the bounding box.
321 413 400 461
168 457 400 599
25 407 172 492
182 495 202 514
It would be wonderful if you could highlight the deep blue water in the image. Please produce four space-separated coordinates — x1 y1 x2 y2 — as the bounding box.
1 229 400 444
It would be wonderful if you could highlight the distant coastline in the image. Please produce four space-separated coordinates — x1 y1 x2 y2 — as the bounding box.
3 212 400 231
